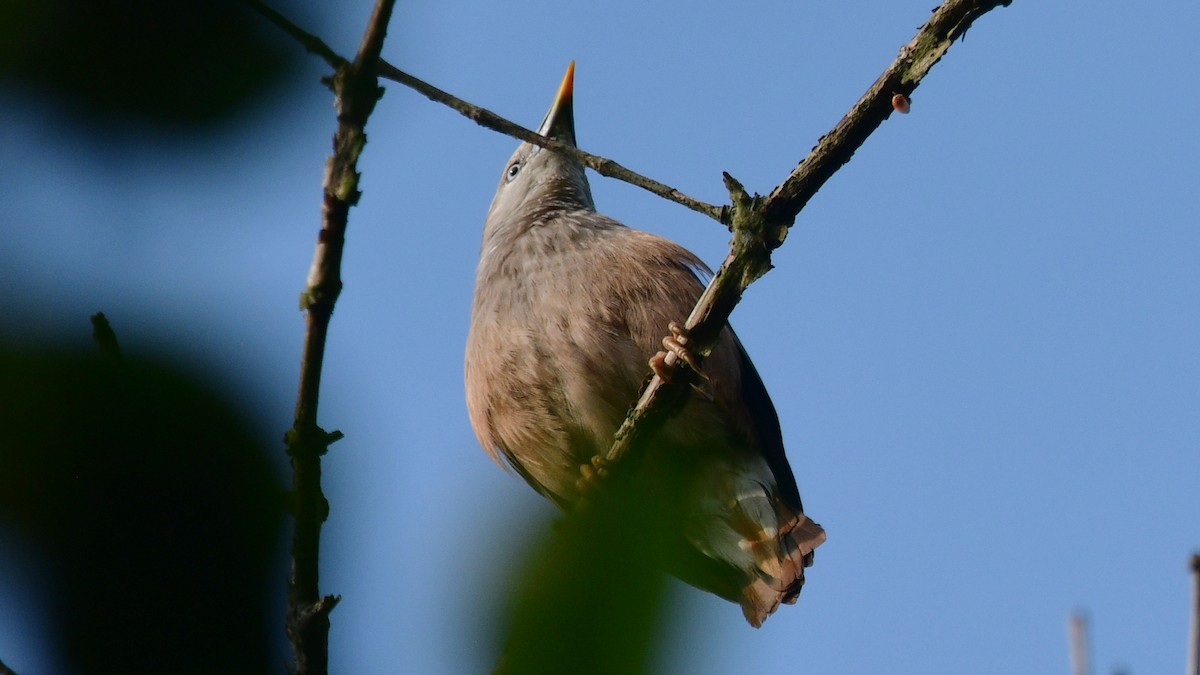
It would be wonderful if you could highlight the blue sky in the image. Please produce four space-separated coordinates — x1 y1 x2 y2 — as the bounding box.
3 0 1198 673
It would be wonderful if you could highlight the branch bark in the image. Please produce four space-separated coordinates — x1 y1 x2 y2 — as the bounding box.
276 1 394 674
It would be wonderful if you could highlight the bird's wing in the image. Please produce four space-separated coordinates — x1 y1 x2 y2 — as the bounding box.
729 332 804 511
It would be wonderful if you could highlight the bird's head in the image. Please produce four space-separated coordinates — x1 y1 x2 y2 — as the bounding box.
484 62 595 233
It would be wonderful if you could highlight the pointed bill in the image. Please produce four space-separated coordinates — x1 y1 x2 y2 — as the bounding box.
536 61 576 146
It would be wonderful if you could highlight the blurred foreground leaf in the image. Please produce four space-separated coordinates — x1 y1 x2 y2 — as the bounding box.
493 488 679 675
0 345 285 674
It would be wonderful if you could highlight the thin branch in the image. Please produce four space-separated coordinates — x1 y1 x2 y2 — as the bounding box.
375 61 726 223
1189 553 1200 675
245 0 724 222
242 0 348 70
353 0 392 71
588 0 1014 485
248 0 1015 629
282 1 394 674
90 312 123 361
1069 611 1091 675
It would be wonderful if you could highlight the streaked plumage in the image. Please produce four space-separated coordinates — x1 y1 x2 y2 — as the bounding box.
465 63 825 626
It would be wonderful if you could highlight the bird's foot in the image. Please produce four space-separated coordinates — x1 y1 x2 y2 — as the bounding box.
650 321 714 401
576 454 612 493
578 451 609 478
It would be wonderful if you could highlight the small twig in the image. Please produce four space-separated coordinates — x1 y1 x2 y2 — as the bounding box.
375 61 726 223
1189 553 1200 675
242 0 348 71
1069 611 1091 675
90 312 123 361
589 0 1014 486
243 0 723 221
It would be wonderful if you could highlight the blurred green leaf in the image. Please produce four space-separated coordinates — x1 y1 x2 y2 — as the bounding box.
493 487 680 675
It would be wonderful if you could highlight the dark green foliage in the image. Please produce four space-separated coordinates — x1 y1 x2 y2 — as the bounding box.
493 487 678 675
0 0 307 127
0 346 285 674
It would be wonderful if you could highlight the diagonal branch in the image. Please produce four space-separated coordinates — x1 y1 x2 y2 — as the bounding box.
762 0 1014 224
588 0 1015 489
244 0 724 222
242 0 348 70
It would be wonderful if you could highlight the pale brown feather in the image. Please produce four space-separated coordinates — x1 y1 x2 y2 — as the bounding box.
465 86 825 625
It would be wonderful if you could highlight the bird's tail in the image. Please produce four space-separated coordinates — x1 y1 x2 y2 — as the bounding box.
734 506 826 627
651 457 827 627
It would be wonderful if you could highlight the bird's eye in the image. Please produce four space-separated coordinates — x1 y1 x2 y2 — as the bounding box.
505 162 521 182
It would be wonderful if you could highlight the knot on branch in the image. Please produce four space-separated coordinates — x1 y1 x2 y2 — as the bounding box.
328 61 386 117
299 277 345 313
722 172 786 288
285 424 344 459
285 594 342 674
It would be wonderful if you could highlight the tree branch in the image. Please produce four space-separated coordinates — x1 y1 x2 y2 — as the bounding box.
588 0 1014 489
243 1 725 221
242 0 348 71
1189 553 1200 675
374 61 727 223
281 1 394 674
90 312 123 361
762 0 1014 224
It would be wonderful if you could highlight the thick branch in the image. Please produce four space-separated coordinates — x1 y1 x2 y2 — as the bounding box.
283 1 394 674
590 0 1013 483
375 61 726 223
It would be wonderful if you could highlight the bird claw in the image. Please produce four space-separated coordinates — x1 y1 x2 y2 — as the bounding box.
576 454 612 493
649 321 715 401
587 454 611 478
648 351 672 381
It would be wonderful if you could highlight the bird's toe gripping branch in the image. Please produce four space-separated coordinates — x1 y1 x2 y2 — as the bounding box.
649 321 715 401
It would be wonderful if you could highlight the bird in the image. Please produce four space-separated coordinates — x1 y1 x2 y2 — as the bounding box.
465 62 825 627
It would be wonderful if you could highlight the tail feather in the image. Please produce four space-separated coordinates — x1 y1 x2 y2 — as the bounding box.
676 463 826 627
735 507 826 627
